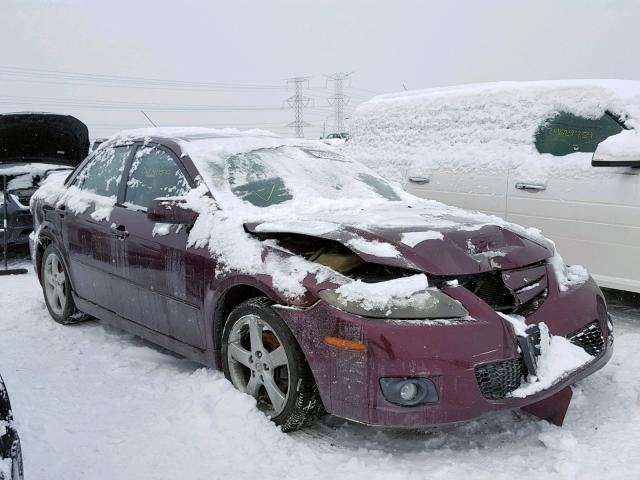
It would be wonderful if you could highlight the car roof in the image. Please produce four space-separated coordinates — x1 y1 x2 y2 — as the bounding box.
107 127 279 144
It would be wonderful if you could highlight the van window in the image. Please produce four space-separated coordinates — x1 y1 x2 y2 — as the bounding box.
535 112 624 156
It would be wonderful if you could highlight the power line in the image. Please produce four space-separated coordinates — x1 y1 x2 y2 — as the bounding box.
0 95 300 112
0 65 288 91
284 77 312 138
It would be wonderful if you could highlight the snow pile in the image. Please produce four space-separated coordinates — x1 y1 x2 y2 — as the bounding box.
59 186 117 221
400 230 444 247
511 334 593 398
151 223 173 236
499 314 594 397
593 129 640 163
334 274 429 313
345 79 640 184
550 252 589 292
346 237 400 258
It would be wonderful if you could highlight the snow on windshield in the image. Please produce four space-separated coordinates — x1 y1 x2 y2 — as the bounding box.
202 145 400 209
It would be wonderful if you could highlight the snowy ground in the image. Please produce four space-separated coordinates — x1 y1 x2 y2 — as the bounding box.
1 258 639 480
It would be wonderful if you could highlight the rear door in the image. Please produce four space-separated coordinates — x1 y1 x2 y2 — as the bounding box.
506 112 640 293
63 145 134 308
108 143 208 347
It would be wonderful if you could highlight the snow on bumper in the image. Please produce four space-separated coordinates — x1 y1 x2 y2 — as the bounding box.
275 271 613 428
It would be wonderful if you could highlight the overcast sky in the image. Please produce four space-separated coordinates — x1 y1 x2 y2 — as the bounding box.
1 0 638 138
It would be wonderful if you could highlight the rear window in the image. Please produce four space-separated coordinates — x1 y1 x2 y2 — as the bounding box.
535 112 624 156
74 145 132 197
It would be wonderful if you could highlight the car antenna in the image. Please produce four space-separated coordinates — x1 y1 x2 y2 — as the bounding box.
141 110 158 127
0 174 28 276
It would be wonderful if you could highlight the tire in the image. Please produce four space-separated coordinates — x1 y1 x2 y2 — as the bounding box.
40 244 86 325
221 297 324 432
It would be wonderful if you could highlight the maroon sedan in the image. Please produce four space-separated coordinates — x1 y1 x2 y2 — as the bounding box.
29 128 613 431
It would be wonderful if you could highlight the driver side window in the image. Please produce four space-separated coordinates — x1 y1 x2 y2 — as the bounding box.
124 146 190 211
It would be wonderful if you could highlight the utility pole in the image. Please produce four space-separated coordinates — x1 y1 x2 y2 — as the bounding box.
327 72 353 135
284 77 312 138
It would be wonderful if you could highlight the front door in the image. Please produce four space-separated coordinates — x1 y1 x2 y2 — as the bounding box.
108 143 208 348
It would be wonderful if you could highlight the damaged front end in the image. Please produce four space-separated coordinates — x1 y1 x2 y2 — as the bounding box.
247 222 612 428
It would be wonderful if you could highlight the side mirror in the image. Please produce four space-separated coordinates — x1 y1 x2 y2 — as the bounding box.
147 197 199 224
592 131 640 168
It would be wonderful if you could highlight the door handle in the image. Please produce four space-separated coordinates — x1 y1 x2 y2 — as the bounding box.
515 182 546 191
408 176 430 185
110 224 129 239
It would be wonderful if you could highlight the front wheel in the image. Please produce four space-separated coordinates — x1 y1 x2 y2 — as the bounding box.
41 244 86 325
222 298 324 432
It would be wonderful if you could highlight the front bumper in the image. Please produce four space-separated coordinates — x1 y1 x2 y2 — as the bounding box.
277 268 613 428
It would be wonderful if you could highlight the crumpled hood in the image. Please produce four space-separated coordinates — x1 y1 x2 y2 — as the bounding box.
0 112 89 165
245 205 553 276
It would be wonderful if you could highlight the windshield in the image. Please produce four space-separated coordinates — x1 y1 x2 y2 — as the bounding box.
208 146 401 208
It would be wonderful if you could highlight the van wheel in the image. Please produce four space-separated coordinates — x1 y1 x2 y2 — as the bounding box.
222 297 324 432
41 244 87 325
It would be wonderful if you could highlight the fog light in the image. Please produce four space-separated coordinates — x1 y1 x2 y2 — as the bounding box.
400 382 418 401
379 377 438 406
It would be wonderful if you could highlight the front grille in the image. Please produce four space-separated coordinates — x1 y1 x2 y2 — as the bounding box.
568 320 605 356
475 357 527 400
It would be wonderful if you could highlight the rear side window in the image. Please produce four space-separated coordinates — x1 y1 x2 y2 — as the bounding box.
124 146 190 210
535 112 624 156
74 145 132 196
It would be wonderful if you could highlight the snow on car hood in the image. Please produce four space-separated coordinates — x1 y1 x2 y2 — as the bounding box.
245 202 553 276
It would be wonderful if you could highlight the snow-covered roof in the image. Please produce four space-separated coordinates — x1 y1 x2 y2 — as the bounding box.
107 126 279 143
345 79 640 183
369 79 640 104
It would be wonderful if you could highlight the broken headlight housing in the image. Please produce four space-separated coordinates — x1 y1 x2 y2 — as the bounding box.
318 288 469 319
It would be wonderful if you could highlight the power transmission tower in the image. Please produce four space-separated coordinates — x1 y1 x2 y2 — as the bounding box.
284 77 312 138
327 72 353 134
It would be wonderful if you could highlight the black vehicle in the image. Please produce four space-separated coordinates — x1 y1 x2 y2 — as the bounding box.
0 375 22 480
91 138 108 152
0 112 89 246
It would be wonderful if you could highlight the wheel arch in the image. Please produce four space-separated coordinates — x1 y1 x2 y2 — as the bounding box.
34 230 73 294
211 282 280 365
34 231 54 283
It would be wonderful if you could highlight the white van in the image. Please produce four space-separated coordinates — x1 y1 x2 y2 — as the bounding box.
345 80 640 293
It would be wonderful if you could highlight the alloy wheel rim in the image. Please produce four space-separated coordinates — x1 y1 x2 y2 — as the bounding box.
44 253 67 316
227 314 290 417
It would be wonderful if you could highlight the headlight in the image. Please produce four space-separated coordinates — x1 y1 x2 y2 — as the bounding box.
318 288 469 319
